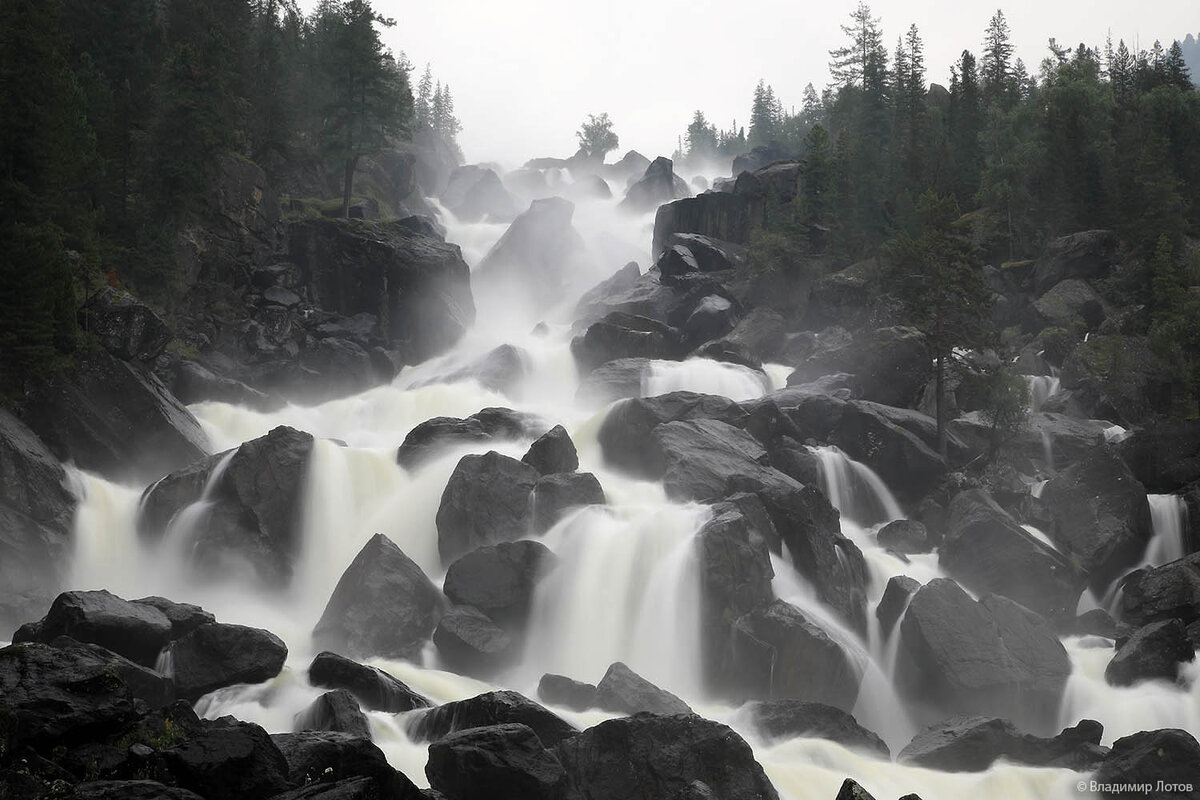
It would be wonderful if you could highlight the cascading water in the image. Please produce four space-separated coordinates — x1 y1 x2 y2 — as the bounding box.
1024 374 1061 413
642 358 773 402
1144 493 1189 567
811 445 904 527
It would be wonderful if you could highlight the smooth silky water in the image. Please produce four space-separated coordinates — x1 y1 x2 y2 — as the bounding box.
59 168 1200 799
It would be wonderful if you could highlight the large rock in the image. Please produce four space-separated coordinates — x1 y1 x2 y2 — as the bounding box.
440 165 518 222
288 218 475 364
271 730 419 797
294 689 371 738
443 541 557 629
130 596 216 639
1060 335 1173 425
433 605 517 677
1092 729 1200 798
530 472 606 533
312 534 442 660
1119 420 1200 493
897 716 1105 772
521 425 578 475
939 490 1084 619
79 288 171 362
436 452 540 564
138 426 315 585
406 690 577 748
1120 552 1200 627
1032 278 1107 330
948 410 1108 472
155 716 291 800
476 197 589 307
1031 230 1118 294
896 579 1070 725
572 312 684 370
619 156 689 214
167 622 287 702
729 600 862 710
745 700 889 757
308 651 430 712
46 636 175 708
788 327 931 409
1105 619 1196 686
537 673 598 711
16 590 173 667
876 575 921 638
20 349 209 482
557 713 779 800
660 233 748 274
64 782 205 800
0 411 77 633
1041 449 1153 590
597 392 748 477
427 723 568 800
397 408 542 470
594 661 692 716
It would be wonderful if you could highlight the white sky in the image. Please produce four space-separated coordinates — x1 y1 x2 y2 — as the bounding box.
362 0 1197 168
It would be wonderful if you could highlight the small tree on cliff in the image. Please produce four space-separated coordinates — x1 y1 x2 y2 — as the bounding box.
318 0 411 218
576 112 618 161
886 191 992 457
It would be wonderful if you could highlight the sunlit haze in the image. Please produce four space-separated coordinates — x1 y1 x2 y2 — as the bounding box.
332 0 1200 167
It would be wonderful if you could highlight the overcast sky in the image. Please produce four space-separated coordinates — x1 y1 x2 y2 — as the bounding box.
361 0 1196 168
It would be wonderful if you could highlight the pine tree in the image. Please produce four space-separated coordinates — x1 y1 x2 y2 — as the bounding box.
1166 42 1193 90
416 64 433 126
981 9 1015 104
686 110 718 160
576 112 618 160
829 2 887 91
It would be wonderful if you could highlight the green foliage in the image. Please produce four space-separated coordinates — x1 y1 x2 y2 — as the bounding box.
978 365 1031 458
0 222 79 381
576 112 619 160
1148 236 1200 415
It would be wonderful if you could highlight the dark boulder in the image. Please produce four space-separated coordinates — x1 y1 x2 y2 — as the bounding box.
1092 729 1200 798
443 541 557 629
1060 334 1173 425
1031 230 1118 294
575 358 650 404
1120 552 1200 626
896 579 1070 725
702 308 786 367
156 716 291 800
272 731 419 797
556 713 779 800
0 411 78 633
397 408 542 470
948 411 1108 473
436 452 540 564
745 700 889 757
1032 278 1107 331
433 605 517 677
788 327 930 409
18 590 173 668
168 622 287 703
312 534 442 660
476 197 589 307
597 392 747 477
877 520 929 554
46 636 175 708
406 690 577 748
897 716 1105 772
682 295 739 347
288 218 475 364
876 575 921 639
661 233 748 273
572 312 684 370
573 261 641 320
594 661 692 716
1118 420 1200 493
537 673 597 712
79 288 171 362
432 344 529 395
522 425 578 475
531 472 606 533
835 780 878 800
131 596 216 639
1105 619 1196 686
294 690 371 738
65 781 205 800
619 156 689 214
1041 450 1153 591
171 359 278 410
138 426 315 585
308 651 429 712
729 600 862 710
426 723 568 800
656 243 701 278
440 165 518 223
20 349 209 483
939 490 1084 619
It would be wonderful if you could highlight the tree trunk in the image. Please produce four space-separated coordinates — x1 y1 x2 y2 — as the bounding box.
341 154 360 219
935 305 947 461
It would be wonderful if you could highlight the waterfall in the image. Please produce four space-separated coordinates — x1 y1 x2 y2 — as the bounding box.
642 358 772 402
69 469 145 594
1144 494 1189 567
1024 375 1061 413
810 445 904 527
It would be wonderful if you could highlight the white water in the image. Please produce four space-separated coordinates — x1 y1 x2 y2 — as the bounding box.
1024 375 1061 413
1144 494 1189 567
44 164 1200 800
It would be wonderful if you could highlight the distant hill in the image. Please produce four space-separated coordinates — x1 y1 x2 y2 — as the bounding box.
1182 33 1200 84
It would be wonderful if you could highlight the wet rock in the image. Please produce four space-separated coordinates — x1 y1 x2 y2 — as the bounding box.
661 233 748 273
433 605 517 677
440 165 518 223
20 348 209 483
308 651 430 713
657 243 701 278
575 357 650 404
729 599 861 710
835 779 877 800
1032 278 1107 330
168 622 287 703
1031 230 1119 294
619 156 690 214
877 520 929 554
1118 420 1200 493
16 589 172 668
1041 450 1153 591
426 723 567 800
294 690 371 738
156 716 291 800
531 472 606 533
46 636 174 708
789 327 931 410
745 700 889 757
521 425 579 475
557 713 779 800
272 731 419 796
940 489 1084 619
436 452 540 564
948 410 1108 472
537 674 597 711
597 392 748 477
65 781 206 799
898 716 1105 772
1105 619 1196 686
876 575 921 639
572 312 684 369
1067 608 1128 639
406 690 577 748
434 344 529 395
1060 334 1174 425
594 661 692 716
312 534 442 660
443 541 557 629
897 579 1070 726
1120 552 1200 627
477 197 589 307
131 597 216 639
79 288 171 362
682 295 739 347
703 308 786 366
397 408 543 470
574 261 642 319
171 360 278 411
1092 729 1200 798
288 218 475 364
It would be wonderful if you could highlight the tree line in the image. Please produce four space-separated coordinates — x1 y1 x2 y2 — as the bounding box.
0 0 460 386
